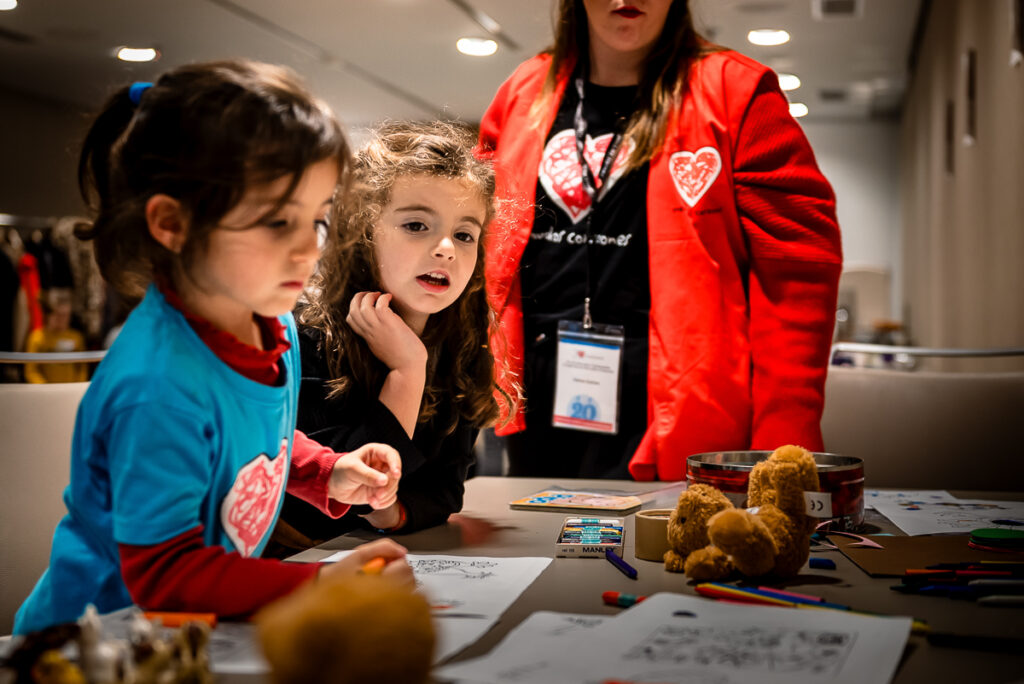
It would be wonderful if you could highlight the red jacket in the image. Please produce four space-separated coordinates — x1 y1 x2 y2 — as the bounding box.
479 50 842 481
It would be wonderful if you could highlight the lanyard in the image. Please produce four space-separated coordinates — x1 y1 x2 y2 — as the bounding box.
573 76 624 329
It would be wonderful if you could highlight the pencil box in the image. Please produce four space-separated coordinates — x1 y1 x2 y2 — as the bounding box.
555 516 625 558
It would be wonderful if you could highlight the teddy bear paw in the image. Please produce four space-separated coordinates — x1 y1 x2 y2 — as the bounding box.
682 546 734 581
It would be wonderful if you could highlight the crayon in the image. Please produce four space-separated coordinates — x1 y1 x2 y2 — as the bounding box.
696 583 928 632
755 586 825 603
604 549 638 580
694 583 795 607
602 591 647 607
359 557 387 575
143 612 218 628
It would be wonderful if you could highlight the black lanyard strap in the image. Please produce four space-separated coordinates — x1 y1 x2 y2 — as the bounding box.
573 76 626 328
574 77 624 203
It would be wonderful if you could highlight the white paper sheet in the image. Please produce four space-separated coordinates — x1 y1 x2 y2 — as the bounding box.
436 612 608 684
872 497 1024 535
435 593 911 684
321 552 552 663
863 489 956 510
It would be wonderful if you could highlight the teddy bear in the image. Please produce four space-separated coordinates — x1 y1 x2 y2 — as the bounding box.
664 444 820 580
256 573 435 684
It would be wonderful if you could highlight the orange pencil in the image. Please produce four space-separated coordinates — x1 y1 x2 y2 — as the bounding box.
360 557 387 575
143 611 218 628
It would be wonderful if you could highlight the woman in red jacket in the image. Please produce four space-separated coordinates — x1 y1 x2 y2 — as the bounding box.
478 0 842 481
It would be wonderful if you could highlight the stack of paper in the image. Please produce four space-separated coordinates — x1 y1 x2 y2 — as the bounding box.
436 593 912 684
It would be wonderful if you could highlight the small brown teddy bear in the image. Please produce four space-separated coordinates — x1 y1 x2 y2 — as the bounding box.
664 445 820 581
257 574 435 684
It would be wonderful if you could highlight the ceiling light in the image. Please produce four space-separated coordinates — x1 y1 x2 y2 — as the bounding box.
777 73 801 91
747 29 790 46
116 47 159 63
789 102 809 118
456 37 497 57
0 0 18 10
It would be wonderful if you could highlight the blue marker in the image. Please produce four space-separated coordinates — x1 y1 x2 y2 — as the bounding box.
605 548 638 580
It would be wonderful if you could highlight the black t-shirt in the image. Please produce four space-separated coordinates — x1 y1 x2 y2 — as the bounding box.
521 79 650 336
511 78 651 477
272 327 477 550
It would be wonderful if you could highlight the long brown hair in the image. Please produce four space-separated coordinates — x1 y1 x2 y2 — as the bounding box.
76 59 349 299
535 0 717 170
300 120 515 433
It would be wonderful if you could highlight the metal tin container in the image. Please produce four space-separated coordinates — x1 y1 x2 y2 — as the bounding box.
686 451 864 531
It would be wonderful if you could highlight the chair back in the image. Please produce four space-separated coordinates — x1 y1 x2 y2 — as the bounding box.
0 381 88 634
821 366 1024 491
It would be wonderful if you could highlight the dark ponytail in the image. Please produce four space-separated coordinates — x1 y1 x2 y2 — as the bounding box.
75 59 350 300
76 86 157 297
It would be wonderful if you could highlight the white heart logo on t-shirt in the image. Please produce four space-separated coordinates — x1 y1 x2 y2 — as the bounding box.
669 147 722 207
539 129 633 223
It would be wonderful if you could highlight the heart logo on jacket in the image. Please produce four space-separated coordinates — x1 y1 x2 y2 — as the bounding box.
539 129 633 223
669 147 722 207
221 440 287 557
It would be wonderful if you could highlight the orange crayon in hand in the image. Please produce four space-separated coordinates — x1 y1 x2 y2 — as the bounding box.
360 557 387 575
143 611 218 628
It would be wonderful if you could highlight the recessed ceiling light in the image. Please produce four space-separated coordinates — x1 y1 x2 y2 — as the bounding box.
747 29 790 46
116 46 159 63
777 73 801 91
456 37 498 57
789 102 809 118
0 0 18 11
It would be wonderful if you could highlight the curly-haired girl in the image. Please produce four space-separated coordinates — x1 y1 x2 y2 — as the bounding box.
276 120 516 544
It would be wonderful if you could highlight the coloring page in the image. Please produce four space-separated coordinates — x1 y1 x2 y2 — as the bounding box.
872 498 1024 535
862 489 956 510
436 593 910 684
437 611 608 683
322 552 551 662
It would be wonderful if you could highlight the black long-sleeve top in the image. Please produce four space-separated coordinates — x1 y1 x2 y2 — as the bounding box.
276 327 478 543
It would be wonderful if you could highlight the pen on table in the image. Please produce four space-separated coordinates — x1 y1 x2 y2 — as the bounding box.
892 579 1024 597
142 611 218 628
695 583 797 607
695 583 930 633
359 557 387 575
927 561 1024 570
968 579 1024 593
696 583 849 610
890 584 978 598
977 594 1024 606
602 591 647 607
604 549 638 580
755 586 825 603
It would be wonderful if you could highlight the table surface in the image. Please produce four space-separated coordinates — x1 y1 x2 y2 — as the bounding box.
288 477 1024 684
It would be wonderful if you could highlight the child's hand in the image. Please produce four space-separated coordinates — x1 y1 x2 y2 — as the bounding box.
329 443 401 508
318 538 414 588
360 503 402 531
347 292 428 372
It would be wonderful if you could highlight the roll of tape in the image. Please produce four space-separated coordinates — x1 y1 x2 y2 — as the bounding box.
634 508 673 562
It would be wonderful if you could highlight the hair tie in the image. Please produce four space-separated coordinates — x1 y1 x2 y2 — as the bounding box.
128 81 153 105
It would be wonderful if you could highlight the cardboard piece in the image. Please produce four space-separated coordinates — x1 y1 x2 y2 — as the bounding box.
829 533 1024 577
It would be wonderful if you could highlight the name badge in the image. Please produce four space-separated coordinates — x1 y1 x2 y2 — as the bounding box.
552 320 624 434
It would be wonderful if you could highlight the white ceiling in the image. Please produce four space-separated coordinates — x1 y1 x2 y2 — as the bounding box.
0 0 922 129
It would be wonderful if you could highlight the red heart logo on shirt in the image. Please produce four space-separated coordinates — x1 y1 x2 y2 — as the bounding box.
669 147 722 207
221 440 287 557
539 129 633 223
